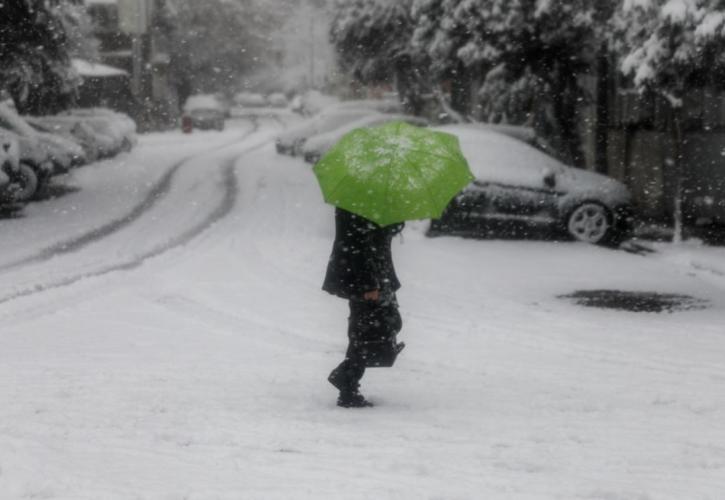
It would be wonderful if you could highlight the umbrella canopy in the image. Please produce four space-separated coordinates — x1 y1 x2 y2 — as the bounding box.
313 121 474 227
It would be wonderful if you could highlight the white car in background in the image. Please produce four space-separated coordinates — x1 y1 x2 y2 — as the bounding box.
267 93 288 108
60 108 137 151
234 92 268 108
291 90 340 116
429 125 634 246
275 108 381 156
183 94 226 131
26 116 111 161
302 114 429 164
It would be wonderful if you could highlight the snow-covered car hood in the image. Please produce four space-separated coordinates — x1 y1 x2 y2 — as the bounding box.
3 130 47 166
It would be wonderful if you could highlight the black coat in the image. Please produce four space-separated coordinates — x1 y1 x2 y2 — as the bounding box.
322 208 404 300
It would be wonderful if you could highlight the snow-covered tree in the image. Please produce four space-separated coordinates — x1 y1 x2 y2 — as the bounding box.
474 0 607 164
616 0 725 240
411 0 485 115
0 0 90 114
330 0 428 114
166 0 293 97
409 0 610 163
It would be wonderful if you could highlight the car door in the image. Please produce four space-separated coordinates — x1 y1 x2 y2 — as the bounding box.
479 176 561 224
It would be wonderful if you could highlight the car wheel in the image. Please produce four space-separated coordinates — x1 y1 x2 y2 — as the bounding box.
6 163 38 203
565 202 617 246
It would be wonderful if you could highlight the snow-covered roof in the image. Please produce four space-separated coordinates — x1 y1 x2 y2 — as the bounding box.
72 59 128 78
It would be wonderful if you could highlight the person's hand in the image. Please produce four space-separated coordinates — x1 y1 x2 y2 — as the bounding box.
363 289 380 301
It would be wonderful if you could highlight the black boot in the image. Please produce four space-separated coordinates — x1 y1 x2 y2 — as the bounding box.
337 390 373 408
329 362 371 407
328 361 364 392
327 366 347 392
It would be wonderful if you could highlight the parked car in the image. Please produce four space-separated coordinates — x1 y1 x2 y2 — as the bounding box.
26 116 107 162
183 94 226 131
429 125 634 246
1 130 19 172
1 130 18 202
267 93 288 108
292 90 340 116
60 108 137 151
275 108 381 156
233 92 268 108
302 114 430 164
0 104 54 199
1 102 86 172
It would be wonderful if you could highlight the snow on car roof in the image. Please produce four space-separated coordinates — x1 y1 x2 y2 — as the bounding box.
184 95 225 112
435 124 566 187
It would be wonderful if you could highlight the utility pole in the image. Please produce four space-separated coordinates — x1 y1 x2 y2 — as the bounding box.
118 0 150 96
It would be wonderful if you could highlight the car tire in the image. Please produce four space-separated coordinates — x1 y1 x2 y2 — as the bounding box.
565 202 621 246
32 169 53 201
6 163 38 203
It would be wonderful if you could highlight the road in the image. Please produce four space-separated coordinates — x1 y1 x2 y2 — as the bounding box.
1 115 724 499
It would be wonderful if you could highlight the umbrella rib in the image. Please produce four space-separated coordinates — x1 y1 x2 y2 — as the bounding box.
407 147 460 164
323 171 355 204
381 154 394 225
411 157 443 215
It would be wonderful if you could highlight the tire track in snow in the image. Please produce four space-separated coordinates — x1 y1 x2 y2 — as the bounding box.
0 121 258 273
0 140 270 309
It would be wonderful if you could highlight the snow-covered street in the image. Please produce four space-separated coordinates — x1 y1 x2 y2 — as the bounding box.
1 117 724 499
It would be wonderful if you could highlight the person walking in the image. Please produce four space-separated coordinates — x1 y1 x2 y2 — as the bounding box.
323 207 405 408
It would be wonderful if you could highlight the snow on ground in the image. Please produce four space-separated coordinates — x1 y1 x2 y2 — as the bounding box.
0 115 724 499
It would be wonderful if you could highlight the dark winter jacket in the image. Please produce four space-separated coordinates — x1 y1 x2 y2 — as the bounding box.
322 208 404 300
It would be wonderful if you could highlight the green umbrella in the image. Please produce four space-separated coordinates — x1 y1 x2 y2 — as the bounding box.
313 121 474 227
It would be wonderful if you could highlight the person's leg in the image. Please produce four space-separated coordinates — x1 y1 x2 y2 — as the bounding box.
328 300 372 407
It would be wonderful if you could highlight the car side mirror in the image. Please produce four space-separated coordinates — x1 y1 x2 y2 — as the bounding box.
543 169 556 189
